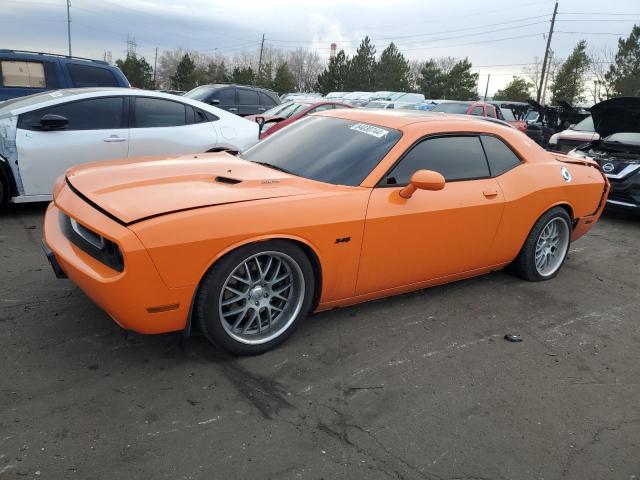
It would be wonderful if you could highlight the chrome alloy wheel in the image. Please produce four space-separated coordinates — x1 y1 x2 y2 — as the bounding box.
534 217 570 277
218 251 305 345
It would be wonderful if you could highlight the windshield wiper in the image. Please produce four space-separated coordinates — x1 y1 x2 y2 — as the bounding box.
251 161 296 176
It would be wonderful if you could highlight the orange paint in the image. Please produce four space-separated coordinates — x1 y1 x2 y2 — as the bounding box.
43 110 609 334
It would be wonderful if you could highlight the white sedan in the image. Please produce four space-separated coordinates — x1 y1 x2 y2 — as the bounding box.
0 88 259 204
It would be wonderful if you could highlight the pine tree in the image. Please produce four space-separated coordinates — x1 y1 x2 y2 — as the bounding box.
272 63 296 95
256 62 274 89
493 76 532 101
345 37 376 91
115 53 154 89
550 40 591 104
231 66 255 85
446 58 478 100
417 60 447 99
316 50 349 94
374 43 411 91
171 54 197 91
605 25 640 96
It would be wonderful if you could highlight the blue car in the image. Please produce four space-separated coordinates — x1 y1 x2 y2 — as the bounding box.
0 50 129 101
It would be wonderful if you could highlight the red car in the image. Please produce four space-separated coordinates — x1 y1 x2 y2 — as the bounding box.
431 101 527 133
246 100 352 139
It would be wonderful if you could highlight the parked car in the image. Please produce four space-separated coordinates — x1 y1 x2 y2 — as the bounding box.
548 116 598 153
0 50 129 101
184 84 280 116
393 93 426 103
157 90 186 96
325 92 346 100
42 110 608 355
346 92 379 107
568 97 639 210
0 88 258 205
340 92 369 105
523 100 590 147
245 100 352 139
363 100 416 110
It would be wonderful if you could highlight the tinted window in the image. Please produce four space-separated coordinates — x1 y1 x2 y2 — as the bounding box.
259 92 277 106
67 64 118 87
385 136 490 184
500 108 515 121
309 104 333 114
471 106 483 116
487 106 496 118
212 88 235 104
432 103 470 114
18 97 124 131
480 135 521 176
241 116 402 186
134 97 186 128
184 86 215 101
238 89 259 105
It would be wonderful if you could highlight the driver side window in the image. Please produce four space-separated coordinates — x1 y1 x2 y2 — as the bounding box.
384 136 490 185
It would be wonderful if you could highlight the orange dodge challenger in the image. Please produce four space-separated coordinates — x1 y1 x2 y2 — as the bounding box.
43 110 609 355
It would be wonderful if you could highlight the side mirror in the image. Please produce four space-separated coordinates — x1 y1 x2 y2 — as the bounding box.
40 114 68 131
399 169 445 199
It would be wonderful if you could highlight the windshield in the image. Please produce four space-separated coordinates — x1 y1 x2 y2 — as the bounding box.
364 101 388 109
572 115 594 132
603 132 640 145
183 86 215 101
0 90 74 117
432 103 470 114
263 102 309 118
524 110 539 122
241 116 402 186
500 108 516 121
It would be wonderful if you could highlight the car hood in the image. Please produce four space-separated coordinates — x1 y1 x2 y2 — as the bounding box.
65 153 329 224
591 96 640 138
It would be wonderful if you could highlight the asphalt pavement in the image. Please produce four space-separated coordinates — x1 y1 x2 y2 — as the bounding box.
1 203 639 480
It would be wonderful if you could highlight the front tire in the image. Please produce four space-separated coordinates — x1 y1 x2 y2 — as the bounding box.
510 207 572 282
195 240 315 355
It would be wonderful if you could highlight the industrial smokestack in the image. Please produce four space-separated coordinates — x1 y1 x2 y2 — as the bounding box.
330 43 337 62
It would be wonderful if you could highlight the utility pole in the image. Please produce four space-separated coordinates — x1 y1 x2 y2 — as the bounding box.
66 0 72 56
257 33 265 82
537 0 558 103
541 49 553 105
484 74 490 101
153 47 158 88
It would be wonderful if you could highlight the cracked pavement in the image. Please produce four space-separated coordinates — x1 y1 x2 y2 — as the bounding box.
1 203 639 479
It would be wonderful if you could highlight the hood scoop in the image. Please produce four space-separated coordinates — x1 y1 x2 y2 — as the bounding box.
214 176 241 185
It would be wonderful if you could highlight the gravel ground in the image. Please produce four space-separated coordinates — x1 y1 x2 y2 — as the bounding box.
1 203 639 480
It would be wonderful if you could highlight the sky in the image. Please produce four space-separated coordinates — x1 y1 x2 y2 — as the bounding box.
2 0 639 95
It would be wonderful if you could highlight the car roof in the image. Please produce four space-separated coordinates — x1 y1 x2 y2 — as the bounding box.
315 108 512 130
0 88 235 117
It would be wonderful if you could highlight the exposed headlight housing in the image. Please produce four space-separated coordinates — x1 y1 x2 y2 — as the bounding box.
59 213 124 272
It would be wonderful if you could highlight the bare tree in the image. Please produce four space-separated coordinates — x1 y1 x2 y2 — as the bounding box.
524 56 544 99
286 48 323 92
587 46 615 104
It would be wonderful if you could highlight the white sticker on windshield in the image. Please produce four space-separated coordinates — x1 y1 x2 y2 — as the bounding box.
350 123 389 138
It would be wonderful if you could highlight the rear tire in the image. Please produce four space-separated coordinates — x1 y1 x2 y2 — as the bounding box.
510 207 572 282
195 240 315 355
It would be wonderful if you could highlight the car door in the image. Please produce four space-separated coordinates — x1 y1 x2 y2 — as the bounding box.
127 96 218 157
15 96 128 196
210 87 237 115
237 88 260 116
258 92 277 114
356 135 505 295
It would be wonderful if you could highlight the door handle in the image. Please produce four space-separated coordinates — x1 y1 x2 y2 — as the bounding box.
483 189 498 198
103 135 126 143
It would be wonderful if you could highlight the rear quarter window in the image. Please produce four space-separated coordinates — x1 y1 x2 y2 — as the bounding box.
66 64 118 87
480 135 521 176
1 60 47 88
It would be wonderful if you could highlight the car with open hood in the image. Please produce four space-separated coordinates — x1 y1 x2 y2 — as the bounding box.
42 109 609 355
568 97 640 210
549 115 599 153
